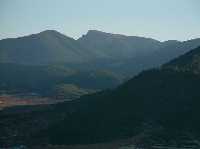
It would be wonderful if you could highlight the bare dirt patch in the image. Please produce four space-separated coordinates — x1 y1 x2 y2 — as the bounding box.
0 94 67 110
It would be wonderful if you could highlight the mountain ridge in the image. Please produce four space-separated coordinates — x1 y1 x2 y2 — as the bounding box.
0 29 200 77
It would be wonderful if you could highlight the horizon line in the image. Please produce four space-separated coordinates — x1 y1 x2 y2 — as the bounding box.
0 29 199 42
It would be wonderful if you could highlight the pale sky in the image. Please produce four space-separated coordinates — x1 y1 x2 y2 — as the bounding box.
0 0 200 41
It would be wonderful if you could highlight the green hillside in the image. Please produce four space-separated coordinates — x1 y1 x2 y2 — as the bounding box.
0 63 121 99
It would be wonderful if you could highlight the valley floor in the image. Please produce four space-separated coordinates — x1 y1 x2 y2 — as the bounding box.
0 94 69 110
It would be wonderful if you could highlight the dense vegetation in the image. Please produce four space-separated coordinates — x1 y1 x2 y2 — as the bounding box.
39 69 200 146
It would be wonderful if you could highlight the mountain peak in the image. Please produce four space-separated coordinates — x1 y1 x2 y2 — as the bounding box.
162 40 180 44
82 30 160 42
34 30 75 41
87 30 104 34
86 30 111 36
80 30 128 40
38 30 63 36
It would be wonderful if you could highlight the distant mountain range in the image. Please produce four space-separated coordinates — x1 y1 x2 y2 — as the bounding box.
1 30 200 102
1 30 200 77
1 44 200 148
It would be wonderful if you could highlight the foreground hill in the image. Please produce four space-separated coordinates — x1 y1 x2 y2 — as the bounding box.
1 47 200 148
164 46 200 73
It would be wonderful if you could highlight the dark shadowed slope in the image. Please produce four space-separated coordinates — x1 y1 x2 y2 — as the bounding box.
163 46 200 73
41 46 200 147
149 38 200 67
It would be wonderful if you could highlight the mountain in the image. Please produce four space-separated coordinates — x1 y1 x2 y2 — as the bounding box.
2 47 200 148
148 38 200 67
0 30 91 65
119 38 200 77
0 30 200 104
78 30 200 77
78 30 162 59
0 30 124 97
1 30 200 78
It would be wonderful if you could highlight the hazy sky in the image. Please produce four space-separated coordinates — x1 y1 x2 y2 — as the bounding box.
0 0 199 41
